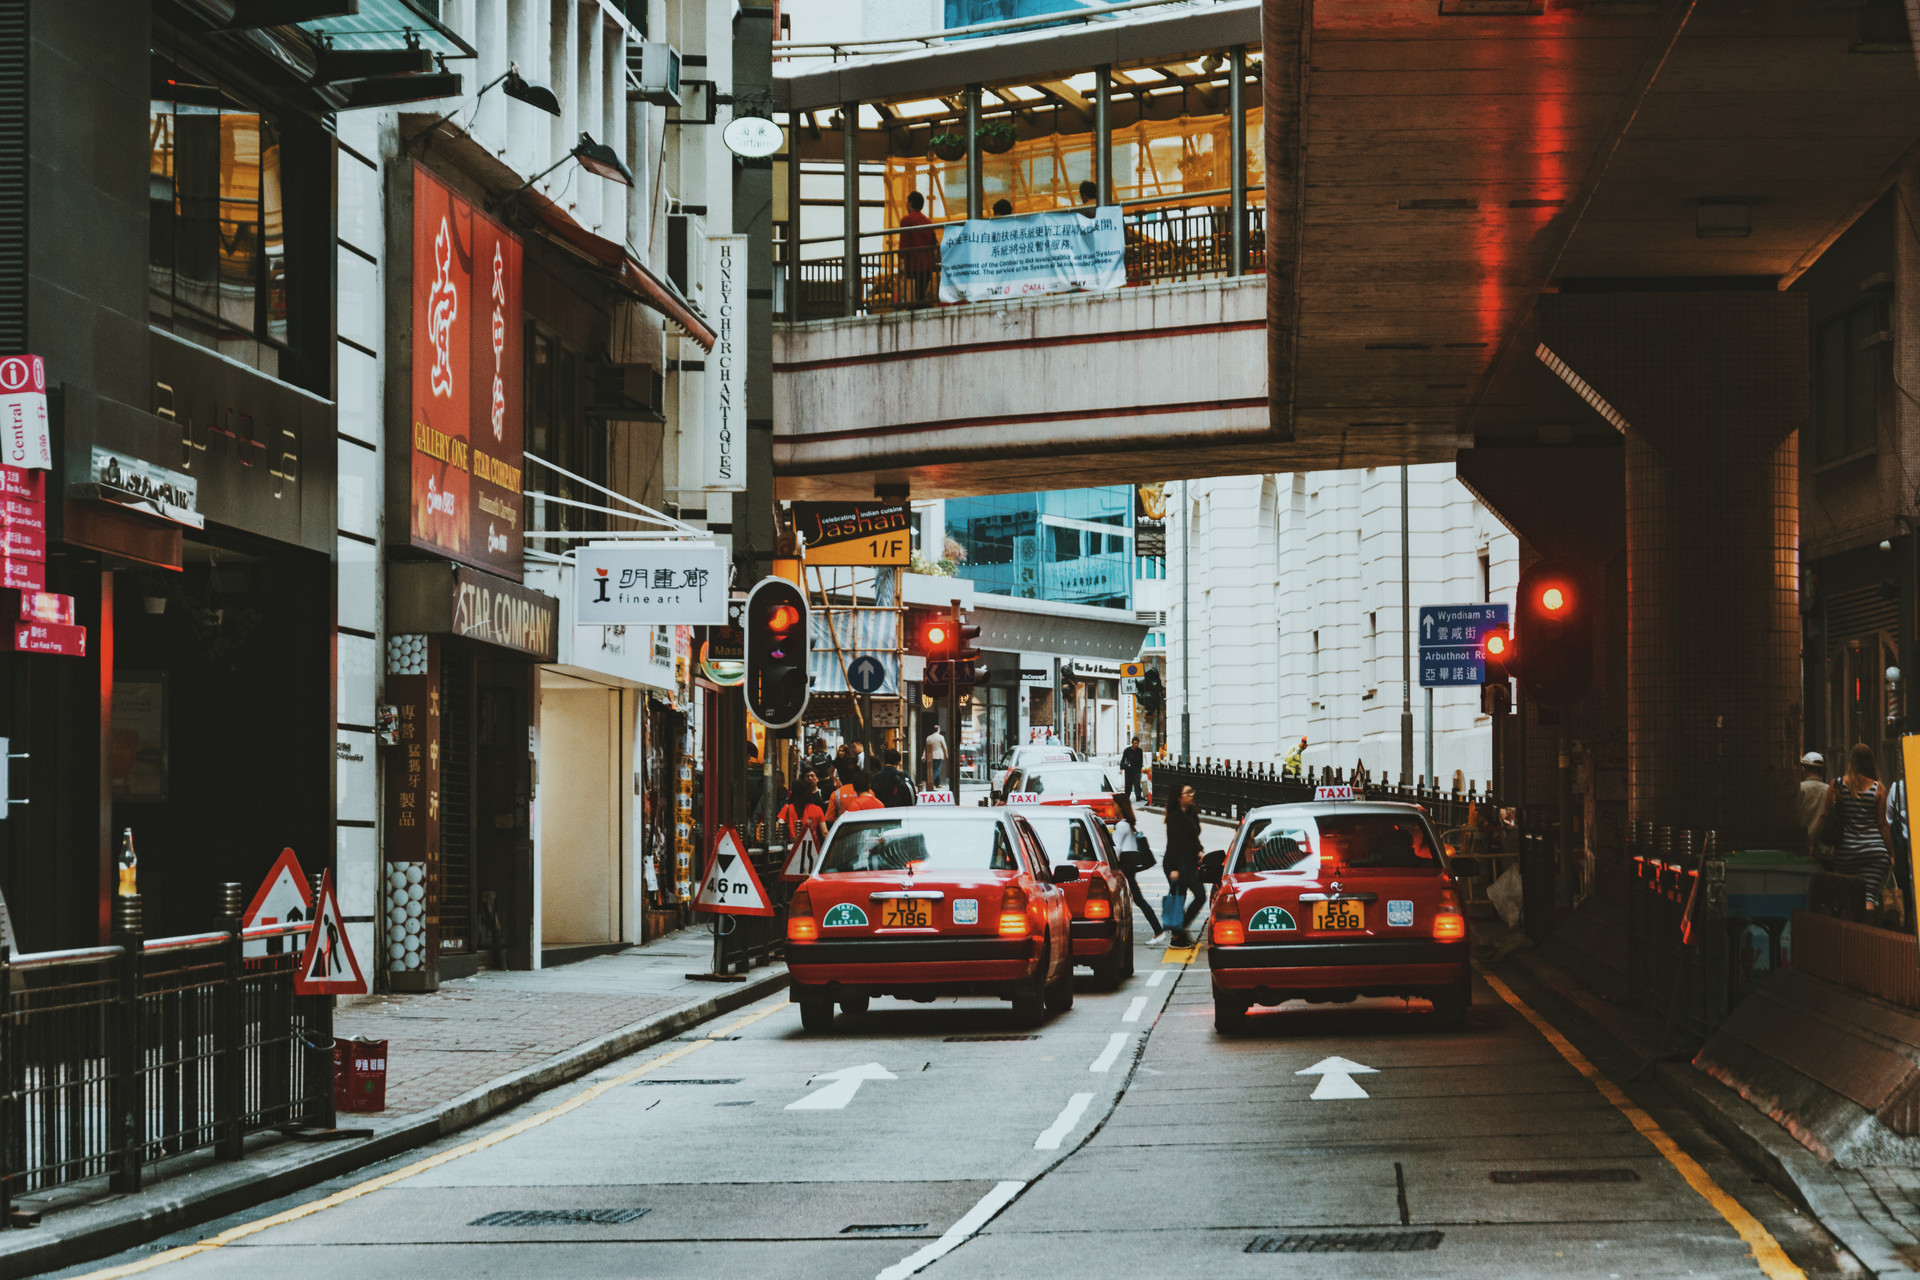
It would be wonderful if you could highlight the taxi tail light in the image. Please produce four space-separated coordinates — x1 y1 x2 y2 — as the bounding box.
1083 876 1111 920
1210 889 1245 946
1093 797 1119 822
1433 889 1465 941
787 890 818 943
999 884 1030 937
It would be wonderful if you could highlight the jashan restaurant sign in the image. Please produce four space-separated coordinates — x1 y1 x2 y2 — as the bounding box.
410 166 525 581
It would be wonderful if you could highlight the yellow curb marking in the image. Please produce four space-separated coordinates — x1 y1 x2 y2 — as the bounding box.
72 1001 786 1278
1160 944 1199 965
1477 967 1805 1280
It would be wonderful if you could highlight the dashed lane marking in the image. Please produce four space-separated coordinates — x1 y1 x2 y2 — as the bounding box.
1145 969 1168 987
1034 1091 1096 1150
1122 996 1148 1023
874 1181 1025 1280
1089 1033 1129 1073
1477 967 1806 1280
70 1002 788 1279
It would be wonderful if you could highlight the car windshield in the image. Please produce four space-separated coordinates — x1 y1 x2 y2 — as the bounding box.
1315 813 1441 870
818 818 1018 873
1023 767 1113 795
1021 811 1103 863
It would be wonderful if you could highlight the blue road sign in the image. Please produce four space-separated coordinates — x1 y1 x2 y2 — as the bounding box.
1419 603 1508 688
846 654 888 694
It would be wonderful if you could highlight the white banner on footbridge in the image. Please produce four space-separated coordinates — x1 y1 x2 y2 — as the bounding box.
938 208 1125 304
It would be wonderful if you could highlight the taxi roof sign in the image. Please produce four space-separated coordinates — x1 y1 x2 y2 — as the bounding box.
1005 792 1042 804
917 788 956 805
1315 784 1357 802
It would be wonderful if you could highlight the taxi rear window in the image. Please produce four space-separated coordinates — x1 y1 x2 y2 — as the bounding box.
1024 767 1113 795
1314 814 1441 870
1021 811 1103 863
819 818 1017 873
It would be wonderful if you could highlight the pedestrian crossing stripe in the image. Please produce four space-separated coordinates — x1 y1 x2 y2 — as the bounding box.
296 870 367 995
821 903 868 927
1249 906 1296 931
694 826 774 916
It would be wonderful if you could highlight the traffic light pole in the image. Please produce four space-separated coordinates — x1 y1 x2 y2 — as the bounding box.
949 599 961 792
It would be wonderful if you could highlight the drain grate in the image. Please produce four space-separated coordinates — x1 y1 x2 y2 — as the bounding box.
472 1209 651 1227
676 1034 740 1042
1247 1231 1443 1254
637 1078 742 1086
841 1223 929 1236
943 1034 1038 1042
714 1100 755 1107
1491 1169 1639 1184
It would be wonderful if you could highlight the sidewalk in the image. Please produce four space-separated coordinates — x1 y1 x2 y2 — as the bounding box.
1501 934 1920 1276
0 927 787 1279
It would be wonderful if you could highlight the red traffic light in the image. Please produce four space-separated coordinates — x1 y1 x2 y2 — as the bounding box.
766 603 800 634
1484 631 1507 658
1540 586 1566 612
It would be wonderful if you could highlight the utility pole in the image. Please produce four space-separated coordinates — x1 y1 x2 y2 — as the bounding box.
1400 465 1413 785
1180 478 1192 760
949 598 962 791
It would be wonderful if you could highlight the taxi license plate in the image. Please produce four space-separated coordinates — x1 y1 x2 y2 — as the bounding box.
1311 900 1364 931
881 899 934 928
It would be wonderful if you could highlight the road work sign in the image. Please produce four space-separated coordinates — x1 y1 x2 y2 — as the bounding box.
296 870 368 996
695 826 773 916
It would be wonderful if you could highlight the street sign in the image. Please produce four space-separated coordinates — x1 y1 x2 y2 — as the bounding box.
1419 603 1508 688
295 870 368 995
870 699 903 728
1118 661 1145 679
243 847 311 960
847 654 887 694
780 829 820 882
926 660 983 687
694 826 774 915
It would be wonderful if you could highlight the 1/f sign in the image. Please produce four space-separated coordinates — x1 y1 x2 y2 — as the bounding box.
806 533 909 568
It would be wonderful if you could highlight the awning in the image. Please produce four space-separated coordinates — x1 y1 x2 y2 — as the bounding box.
519 192 716 351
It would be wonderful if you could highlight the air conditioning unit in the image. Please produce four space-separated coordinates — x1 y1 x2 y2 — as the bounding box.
633 42 681 107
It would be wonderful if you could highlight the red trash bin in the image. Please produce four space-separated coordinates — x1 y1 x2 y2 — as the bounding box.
333 1036 388 1113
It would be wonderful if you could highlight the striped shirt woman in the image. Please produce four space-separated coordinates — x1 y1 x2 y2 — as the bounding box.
1822 743 1895 906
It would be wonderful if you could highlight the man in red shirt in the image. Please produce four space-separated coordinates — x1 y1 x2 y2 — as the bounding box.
899 190 938 305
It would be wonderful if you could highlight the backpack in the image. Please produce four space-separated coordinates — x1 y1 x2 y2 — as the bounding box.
873 767 917 808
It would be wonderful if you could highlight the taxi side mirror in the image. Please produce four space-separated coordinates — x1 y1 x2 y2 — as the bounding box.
1050 864 1081 885
1199 851 1226 885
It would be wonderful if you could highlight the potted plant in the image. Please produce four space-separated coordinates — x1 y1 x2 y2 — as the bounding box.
978 119 1017 154
928 132 967 162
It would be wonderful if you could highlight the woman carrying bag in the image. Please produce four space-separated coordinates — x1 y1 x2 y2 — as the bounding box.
1819 742 1896 909
1112 793 1162 940
1164 785 1206 947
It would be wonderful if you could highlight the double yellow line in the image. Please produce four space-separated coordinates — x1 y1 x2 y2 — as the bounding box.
74 1002 786 1279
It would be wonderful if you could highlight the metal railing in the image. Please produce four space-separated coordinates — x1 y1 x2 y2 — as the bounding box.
1625 823 1729 1052
0 904 334 1221
778 200 1265 321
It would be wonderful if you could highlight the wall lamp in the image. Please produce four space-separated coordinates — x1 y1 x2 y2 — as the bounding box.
406 61 561 151
502 132 636 207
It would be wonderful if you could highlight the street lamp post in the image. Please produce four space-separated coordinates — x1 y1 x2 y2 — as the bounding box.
1400 465 1413 785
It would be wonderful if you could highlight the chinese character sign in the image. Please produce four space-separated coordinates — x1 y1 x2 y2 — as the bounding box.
939 207 1125 304
410 165 524 580
575 545 730 626
0 356 51 471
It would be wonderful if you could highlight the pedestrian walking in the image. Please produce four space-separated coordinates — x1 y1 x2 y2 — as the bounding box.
1121 735 1144 801
840 767 886 816
1798 751 1830 861
872 748 918 807
1816 743 1896 907
825 756 860 824
923 726 948 788
1164 784 1206 946
1112 793 1162 938
899 190 938 306
778 770 826 844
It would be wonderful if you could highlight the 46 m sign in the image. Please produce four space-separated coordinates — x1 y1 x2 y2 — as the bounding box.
694 826 773 916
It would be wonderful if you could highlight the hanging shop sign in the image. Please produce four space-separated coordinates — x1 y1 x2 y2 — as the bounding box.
939 207 1125 305
702 234 747 492
14 618 85 656
0 356 50 471
410 165 525 580
575 544 729 626
722 115 784 159
793 501 911 567
1134 483 1167 559
389 561 559 662
89 447 202 528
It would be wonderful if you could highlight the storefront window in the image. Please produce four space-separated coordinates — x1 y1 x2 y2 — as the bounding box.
150 51 301 378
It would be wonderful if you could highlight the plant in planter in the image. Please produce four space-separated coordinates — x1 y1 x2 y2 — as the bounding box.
978 119 1017 154
928 132 967 162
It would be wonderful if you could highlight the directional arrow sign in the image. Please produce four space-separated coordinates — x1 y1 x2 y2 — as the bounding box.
786 1062 896 1110
847 654 887 694
1295 1056 1377 1100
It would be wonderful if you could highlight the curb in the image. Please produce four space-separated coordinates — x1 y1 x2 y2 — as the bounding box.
1503 947 1906 1276
0 965 790 1279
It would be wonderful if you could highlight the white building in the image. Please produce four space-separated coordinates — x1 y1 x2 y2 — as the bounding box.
1166 465 1519 790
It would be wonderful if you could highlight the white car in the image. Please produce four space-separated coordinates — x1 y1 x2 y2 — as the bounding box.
992 744 1081 796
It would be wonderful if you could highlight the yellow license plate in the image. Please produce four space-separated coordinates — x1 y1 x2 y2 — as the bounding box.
881 899 935 928
1311 900 1365 931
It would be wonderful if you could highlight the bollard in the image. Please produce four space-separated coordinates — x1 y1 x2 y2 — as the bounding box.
216 882 245 1158
109 895 144 1192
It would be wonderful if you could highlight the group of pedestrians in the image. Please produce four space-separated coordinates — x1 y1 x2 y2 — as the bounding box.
1800 743 1914 924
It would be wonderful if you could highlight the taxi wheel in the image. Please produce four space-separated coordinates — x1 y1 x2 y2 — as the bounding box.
1043 954 1076 1014
1214 994 1252 1035
1011 980 1047 1027
1430 978 1471 1028
1090 947 1123 991
840 993 870 1018
1119 925 1136 979
797 992 837 1033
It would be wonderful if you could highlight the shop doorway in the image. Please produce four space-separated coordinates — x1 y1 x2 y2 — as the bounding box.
438 641 532 973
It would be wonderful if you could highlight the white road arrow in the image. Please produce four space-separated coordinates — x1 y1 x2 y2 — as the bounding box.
1295 1056 1377 1100
787 1062 897 1111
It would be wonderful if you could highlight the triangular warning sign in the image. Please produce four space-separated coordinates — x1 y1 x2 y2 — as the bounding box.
695 826 774 915
296 870 368 995
781 829 819 882
243 847 311 960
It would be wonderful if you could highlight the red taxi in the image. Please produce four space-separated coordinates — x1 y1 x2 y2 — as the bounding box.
1019 805 1136 989
786 808 1079 1032
997 762 1121 824
1203 800 1470 1033
992 744 1079 796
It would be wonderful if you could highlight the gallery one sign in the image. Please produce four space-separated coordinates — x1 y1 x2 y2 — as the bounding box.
411 165 525 580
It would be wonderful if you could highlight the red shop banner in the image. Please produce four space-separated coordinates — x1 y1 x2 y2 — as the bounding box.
409 165 525 581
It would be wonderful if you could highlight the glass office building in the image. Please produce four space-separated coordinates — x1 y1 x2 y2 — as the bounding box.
945 487 1133 610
